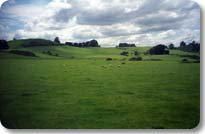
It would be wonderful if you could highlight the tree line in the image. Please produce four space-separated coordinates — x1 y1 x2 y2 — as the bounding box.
0 37 200 53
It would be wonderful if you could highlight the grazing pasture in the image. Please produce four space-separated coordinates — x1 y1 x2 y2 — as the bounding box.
0 40 200 129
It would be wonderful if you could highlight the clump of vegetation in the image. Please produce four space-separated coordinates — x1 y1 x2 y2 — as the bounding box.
120 58 126 61
106 58 112 61
193 60 200 63
43 50 59 57
54 37 60 44
21 39 57 47
168 43 175 49
9 50 37 57
65 39 100 47
70 56 75 59
129 56 143 61
117 43 136 47
120 51 129 56
179 40 200 53
181 58 200 64
147 44 169 55
180 55 200 60
134 50 139 56
146 59 162 61
181 59 190 63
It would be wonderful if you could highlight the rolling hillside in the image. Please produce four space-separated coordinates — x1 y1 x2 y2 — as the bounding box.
0 39 200 129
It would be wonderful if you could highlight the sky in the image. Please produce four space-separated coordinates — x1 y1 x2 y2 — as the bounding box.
0 0 200 47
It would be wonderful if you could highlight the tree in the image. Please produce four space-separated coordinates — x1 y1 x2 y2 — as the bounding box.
180 41 186 48
89 39 99 47
147 44 169 55
168 43 175 49
54 37 60 44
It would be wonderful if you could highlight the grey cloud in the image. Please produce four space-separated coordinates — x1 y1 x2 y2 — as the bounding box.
53 8 76 23
72 31 101 40
135 12 186 27
76 8 128 25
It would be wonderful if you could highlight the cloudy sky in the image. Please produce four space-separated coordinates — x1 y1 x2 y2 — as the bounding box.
0 0 200 47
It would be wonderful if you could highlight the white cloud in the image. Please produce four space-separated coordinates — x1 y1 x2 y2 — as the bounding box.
0 0 7 7
0 0 200 47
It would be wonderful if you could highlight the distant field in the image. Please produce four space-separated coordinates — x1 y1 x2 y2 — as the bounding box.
0 40 200 129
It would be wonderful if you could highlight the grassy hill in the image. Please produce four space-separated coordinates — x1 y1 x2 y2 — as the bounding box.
0 39 200 129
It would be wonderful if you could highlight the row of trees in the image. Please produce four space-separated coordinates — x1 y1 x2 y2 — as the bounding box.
168 41 200 52
116 41 200 53
54 37 100 47
65 40 100 47
1 37 200 52
179 41 200 52
117 43 136 47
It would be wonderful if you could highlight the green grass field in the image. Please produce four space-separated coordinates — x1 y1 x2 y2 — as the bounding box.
0 40 200 129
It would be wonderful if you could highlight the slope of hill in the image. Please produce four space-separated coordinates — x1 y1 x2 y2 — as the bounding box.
8 39 58 49
0 39 200 129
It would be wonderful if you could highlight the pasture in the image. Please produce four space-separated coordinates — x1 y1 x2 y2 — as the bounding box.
0 41 200 129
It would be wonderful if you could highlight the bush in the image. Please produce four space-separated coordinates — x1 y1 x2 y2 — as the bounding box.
147 59 162 61
120 58 126 61
147 44 169 55
181 59 190 63
9 50 37 57
120 51 129 56
129 56 143 61
180 55 200 60
0 40 9 50
134 50 139 56
43 50 58 56
106 58 112 61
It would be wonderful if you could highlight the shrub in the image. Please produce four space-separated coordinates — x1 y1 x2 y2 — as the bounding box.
106 58 112 61
120 51 129 56
147 59 162 61
9 50 37 57
47 51 52 55
134 50 139 56
129 56 143 61
180 55 200 60
0 40 9 50
70 56 75 59
120 58 126 61
181 59 189 63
